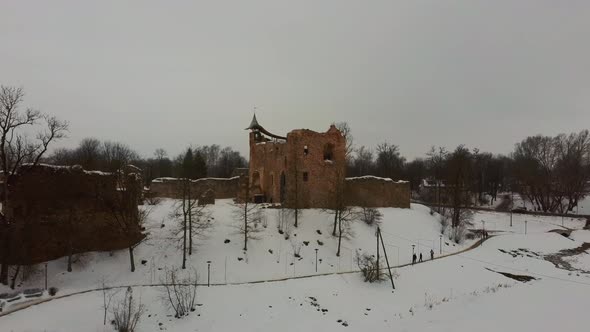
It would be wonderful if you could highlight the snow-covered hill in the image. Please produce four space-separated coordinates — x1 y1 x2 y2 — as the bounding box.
1 200 589 332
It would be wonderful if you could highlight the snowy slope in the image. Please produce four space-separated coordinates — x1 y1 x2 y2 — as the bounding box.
1 201 589 332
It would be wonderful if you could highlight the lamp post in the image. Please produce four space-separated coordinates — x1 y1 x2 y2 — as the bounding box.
439 235 443 255
524 220 528 235
510 190 513 227
207 261 211 287
315 249 319 273
44 263 48 291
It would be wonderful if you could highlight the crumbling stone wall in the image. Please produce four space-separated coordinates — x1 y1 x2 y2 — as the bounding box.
1 164 142 264
149 177 239 199
344 176 410 208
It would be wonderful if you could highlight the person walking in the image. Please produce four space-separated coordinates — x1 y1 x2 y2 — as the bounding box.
430 249 434 260
412 253 417 265
419 253 423 262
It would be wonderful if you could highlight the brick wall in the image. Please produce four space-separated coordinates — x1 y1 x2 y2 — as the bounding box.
344 176 410 208
149 177 239 199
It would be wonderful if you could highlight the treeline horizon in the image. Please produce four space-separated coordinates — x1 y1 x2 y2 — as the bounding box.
41 122 590 215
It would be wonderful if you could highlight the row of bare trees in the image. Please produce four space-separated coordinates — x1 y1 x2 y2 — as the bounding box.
343 118 589 214
513 131 590 213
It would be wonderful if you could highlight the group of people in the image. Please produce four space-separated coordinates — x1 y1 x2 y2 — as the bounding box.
412 249 435 265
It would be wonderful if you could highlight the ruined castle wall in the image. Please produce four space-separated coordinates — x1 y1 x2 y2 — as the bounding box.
284 126 346 209
344 176 410 208
248 133 288 203
1 164 142 264
149 177 239 199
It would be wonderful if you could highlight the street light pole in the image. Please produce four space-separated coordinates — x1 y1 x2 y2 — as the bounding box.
525 220 528 235
44 263 48 291
439 235 442 255
315 249 319 273
207 261 211 287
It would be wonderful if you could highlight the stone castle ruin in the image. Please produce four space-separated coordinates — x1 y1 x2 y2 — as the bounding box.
147 116 410 209
0 164 143 264
244 115 410 208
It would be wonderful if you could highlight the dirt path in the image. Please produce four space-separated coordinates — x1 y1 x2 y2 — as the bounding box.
0 236 492 318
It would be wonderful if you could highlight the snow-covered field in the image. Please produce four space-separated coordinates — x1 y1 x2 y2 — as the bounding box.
1 200 589 332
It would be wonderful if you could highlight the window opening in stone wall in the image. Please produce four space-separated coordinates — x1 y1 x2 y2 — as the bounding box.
304 145 309 155
323 143 334 161
303 172 309 182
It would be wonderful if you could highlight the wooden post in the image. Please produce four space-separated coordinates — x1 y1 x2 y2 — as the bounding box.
376 227 380 277
378 228 395 290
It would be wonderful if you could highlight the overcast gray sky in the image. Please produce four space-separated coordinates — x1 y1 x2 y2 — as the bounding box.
1 0 589 160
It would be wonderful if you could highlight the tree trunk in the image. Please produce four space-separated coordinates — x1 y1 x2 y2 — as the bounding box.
67 238 73 272
1 178 11 285
188 187 192 256
129 246 135 272
10 265 20 289
332 210 338 236
243 201 248 251
182 183 187 269
336 216 342 257
0 227 9 285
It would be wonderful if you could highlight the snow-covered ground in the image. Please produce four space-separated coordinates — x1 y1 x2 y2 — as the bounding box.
1 200 589 331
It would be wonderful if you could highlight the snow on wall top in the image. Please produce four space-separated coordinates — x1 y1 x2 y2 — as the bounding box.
151 176 240 183
345 175 408 184
20 163 112 176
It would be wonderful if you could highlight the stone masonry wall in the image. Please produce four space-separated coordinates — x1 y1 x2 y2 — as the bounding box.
284 126 346 208
344 176 410 208
149 177 239 199
1 164 142 265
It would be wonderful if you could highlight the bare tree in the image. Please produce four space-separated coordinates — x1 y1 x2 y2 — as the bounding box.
232 195 262 251
160 268 198 318
171 182 213 269
111 287 145 332
104 170 146 272
334 207 358 257
426 146 448 212
554 130 590 212
99 276 120 326
333 122 354 159
446 145 473 228
0 85 68 285
376 143 405 178
351 145 374 176
323 166 357 256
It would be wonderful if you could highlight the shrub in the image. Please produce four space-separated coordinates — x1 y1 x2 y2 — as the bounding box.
48 287 58 296
111 287 144 332
360 207 383 226
160 269 198 319
356 252 385 283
